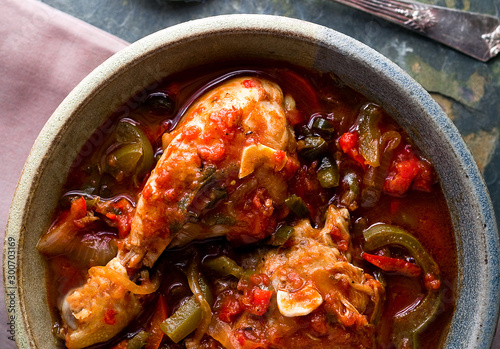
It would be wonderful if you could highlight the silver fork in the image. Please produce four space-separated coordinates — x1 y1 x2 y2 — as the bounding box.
330 0 500 62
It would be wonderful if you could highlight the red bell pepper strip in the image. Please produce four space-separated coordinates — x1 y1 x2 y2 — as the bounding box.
145 294 169 349
278 69 321 111
363 253 422 277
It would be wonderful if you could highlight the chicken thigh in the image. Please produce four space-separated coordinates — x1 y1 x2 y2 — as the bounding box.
209 205 384 349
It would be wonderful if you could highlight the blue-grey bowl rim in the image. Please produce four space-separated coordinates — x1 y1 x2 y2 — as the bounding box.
4 14 499 349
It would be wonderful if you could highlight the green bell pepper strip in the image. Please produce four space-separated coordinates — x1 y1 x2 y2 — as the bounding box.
160 260 213 344
108 143 143 177
297 136 328 160
391 289 441 349
311 117 335 138
358 103 382 167
110 120 154 186
317 157 340 188
363 224 440 277
160 296 203 343
269 225 295 246
297 125 314 138
285 194 310 218
363 224 441 349
127 330 150 349
204 256 246 278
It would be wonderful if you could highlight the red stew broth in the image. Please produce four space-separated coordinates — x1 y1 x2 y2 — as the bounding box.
44 61 457 348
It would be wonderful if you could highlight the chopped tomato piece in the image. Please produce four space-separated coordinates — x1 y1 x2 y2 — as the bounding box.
249 273 270 287
71 197 95 229
105 212 117 220
70 196 87 218
197 142 226 162
329 225 349 252
384 145 436 196
116 214 132 238
208 107 240 140
181 125 201 141
243 79 256 88
412 158 435 192
424 273 441 291
363 253 421 277
238 274 273 316
339 132 366 168
218 293 243 323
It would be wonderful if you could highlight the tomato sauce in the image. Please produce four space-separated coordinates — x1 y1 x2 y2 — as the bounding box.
40 61 457 349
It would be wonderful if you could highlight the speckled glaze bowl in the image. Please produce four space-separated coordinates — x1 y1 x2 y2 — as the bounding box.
4 14 499 349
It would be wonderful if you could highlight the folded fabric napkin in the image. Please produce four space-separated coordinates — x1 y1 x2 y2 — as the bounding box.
0 0 128 347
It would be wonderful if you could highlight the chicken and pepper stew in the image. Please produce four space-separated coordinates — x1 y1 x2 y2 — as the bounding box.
37 63 456 349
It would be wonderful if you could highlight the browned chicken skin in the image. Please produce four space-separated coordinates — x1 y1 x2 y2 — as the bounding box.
120 76 297 268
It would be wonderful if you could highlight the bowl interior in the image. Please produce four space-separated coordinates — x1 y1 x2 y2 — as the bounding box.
5 14 499 349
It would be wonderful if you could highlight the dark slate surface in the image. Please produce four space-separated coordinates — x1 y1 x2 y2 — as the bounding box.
35 0 500 347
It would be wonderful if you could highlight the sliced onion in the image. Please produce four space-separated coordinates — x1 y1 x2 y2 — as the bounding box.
380 130 401 152
207 318 240 349
37 198 89 255
68 233 118 267
226 178 258 216
36 219 77 255
187 258 212 343
360 131 401 208
254 167 287 205
89 266 159 295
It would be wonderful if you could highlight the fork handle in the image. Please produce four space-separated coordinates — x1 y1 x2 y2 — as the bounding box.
330 0 438 32
330 0 500 61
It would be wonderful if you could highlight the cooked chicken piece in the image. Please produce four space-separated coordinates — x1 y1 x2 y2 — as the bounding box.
61 258 156 349
215 205 384 348
263 205 383 326
60 76 298 348
121 76 297 268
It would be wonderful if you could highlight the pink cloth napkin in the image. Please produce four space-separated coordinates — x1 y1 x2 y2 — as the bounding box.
0 0 128 347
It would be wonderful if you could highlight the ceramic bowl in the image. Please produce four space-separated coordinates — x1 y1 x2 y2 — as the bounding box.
4 14 499 349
